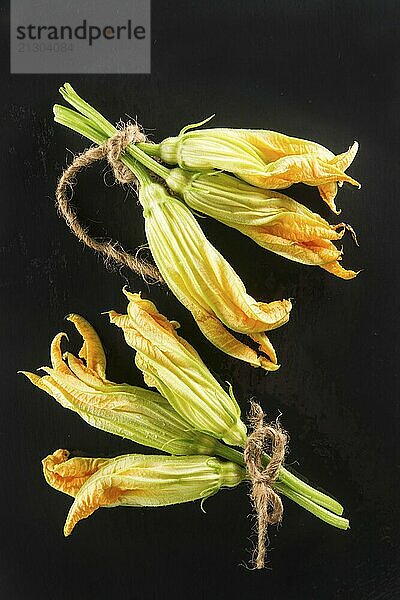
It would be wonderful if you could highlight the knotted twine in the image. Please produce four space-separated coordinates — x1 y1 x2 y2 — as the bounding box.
55 124 163 283
244 401 288 569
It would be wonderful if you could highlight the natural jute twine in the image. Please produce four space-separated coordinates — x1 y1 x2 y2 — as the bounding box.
55 124 163 283
244 401 287 569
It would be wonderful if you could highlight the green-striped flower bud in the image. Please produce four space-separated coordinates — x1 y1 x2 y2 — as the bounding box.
109 290 248 447
136 181 291 371
140 123 360 213
58 453 245 536
165 168 358 280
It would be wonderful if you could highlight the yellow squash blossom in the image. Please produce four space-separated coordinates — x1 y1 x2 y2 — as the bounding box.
109 290 248 447
166 168 358 280
20 314 225 457
141 125 360 213
138 182 292 371
43 446 348 537
29 319 346 524
52 453 245 536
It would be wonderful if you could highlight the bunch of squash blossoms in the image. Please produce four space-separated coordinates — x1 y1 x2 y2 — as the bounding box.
21 84 360 568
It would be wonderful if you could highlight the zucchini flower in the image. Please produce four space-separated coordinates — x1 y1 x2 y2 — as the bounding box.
166 169 358 280
52 453 245 536
141 125 360 213
20 314 224 457
109 290 248 447
138 182 292 371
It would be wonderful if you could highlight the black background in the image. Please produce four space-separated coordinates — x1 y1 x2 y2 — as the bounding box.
1 1 399 598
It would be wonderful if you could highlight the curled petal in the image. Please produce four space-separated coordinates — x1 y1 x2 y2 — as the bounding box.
50 332 71 374
195 309 279 371
42 449 109 497
254 212 345 244
62 351 111 391
64 473 122 536
250 333 278 366
66 314 106 378
318 142 359 212
235 129 335 162
318 182 340 213
330 141 359 172
239 154 361 190
321 260 359 280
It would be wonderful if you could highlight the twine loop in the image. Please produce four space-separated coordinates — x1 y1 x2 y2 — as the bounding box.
55 124 162 283
104 124 146 184
244 401 287 569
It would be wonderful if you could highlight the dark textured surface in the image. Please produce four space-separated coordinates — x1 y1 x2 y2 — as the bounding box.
1 1 399 598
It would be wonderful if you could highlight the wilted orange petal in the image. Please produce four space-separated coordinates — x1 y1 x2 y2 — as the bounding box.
330 141 359 172
318 182 340 213
258 214 344 244
62 351 111 392
42 449 109 497
66 314 106 378
19 370 53 394
238 225 342 266
64 479 122 536
241 154 360 190
256 300 292 331
195 309 279 371
250 333 278 365
318 142 359 212
237 130 333 162
50 332 71 375
321 261 359 280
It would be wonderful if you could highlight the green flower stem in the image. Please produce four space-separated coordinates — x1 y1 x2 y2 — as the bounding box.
213 442 246 466
137 142 162 157
54 106 106 146
266 455 343 516
214 442 344 517
274 483 349 530
214 443 348 529
57 83 170 180
54 105 153 188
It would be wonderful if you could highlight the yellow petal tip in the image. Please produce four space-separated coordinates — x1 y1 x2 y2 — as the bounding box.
19 370 42 384
260 359 281 372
